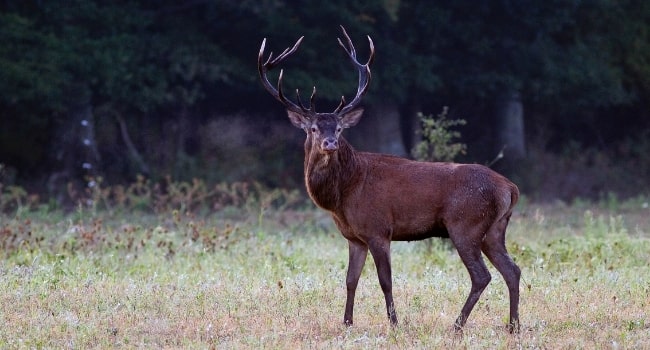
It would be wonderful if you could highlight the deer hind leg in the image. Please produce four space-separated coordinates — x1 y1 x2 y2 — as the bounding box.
368 239 398 325
344 240 369 326
481 214 521 333
450 232 492 332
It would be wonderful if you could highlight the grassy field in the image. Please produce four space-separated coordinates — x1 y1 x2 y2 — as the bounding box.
1 196 649 349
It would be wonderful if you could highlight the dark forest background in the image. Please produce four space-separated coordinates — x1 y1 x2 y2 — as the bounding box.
1 0 649 205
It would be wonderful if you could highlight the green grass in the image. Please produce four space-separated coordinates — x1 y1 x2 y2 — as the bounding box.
1 198 649 349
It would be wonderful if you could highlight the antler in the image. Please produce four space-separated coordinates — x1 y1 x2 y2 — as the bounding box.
258 26 374 115
334 25 375 115
258 36 316 114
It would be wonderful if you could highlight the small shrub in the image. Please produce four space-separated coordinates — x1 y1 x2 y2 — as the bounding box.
80 176 306 215
411 108 467 163
1 176 307 217
0 184 39 214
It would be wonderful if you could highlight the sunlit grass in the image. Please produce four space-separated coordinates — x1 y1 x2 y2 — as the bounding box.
1 198 649 348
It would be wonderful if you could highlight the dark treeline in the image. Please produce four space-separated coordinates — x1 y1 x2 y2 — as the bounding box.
1 0 649 203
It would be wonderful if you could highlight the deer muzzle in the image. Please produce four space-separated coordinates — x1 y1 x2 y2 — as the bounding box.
321 137 339 153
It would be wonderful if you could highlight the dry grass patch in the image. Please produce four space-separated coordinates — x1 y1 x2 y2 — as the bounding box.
0 199 649 348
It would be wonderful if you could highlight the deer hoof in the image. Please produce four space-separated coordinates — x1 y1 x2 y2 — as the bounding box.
507 320 520 334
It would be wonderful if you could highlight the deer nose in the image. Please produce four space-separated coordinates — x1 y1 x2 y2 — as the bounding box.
322 137 338 152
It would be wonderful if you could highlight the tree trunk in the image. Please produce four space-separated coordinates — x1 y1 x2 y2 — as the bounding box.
495 90 526 160
399 98 424 158
346 100 407 156
48 85 100 205
116 113 150 176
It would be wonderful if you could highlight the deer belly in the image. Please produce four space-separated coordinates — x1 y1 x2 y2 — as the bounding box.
391 219 449 241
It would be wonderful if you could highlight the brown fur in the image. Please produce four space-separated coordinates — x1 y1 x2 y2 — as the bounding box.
258 28 520 333
296 113 521 332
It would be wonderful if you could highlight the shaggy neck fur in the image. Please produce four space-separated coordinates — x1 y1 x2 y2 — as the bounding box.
303 136 360 212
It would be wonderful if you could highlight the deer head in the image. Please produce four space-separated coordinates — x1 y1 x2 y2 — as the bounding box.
258 26 375 154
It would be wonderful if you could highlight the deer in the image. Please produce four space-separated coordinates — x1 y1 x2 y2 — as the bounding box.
258 26 521 333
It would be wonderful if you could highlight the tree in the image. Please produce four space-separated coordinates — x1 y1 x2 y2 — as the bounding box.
392 0 648 164
1 1 649 200
0 1 249 190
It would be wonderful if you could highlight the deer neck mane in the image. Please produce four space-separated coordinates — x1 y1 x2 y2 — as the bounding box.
304 136 359 211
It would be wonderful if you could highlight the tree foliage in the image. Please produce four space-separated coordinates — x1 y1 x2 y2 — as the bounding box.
0 0 649 199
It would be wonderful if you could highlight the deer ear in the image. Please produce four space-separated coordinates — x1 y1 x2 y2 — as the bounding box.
287 110 310 130
339 108 364 129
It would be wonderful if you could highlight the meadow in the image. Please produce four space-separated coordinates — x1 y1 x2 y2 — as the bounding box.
0 187 649 349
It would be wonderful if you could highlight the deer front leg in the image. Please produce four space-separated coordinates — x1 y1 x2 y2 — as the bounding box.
368 239 397 325
344 240 368 326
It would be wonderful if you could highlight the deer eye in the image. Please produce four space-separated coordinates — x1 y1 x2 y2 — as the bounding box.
310 126 318 133
336 126 342 133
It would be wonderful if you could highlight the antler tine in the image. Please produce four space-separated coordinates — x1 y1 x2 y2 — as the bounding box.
309 86 317 111
365 35 376 66
295 87 313 112
276 69 288 103
334 96 346 113
290 85 317 112
258 36 311 113
335 26 375 115
337 26 357 60
261 36 304 68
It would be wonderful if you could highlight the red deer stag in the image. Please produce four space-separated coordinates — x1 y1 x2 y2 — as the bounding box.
258 26 521 333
